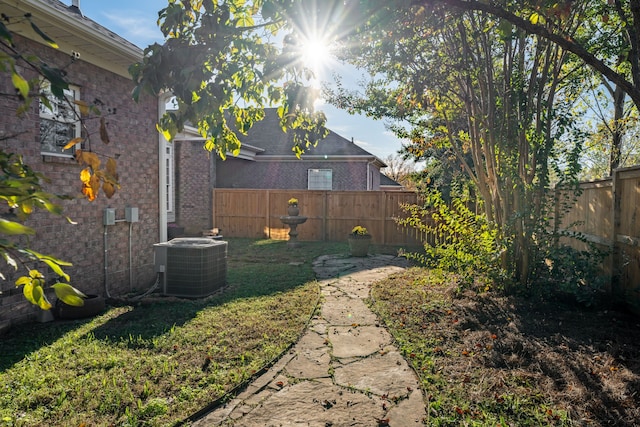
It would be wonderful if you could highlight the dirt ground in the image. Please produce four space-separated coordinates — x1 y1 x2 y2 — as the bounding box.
442 291 640 425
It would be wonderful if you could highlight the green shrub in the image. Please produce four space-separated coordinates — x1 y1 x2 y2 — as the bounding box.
397 190 507 289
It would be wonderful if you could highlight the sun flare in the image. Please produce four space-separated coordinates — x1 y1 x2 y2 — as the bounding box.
300 35 334 78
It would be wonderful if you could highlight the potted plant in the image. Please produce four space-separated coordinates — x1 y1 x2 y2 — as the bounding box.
348 225 372 257
287 197 299 216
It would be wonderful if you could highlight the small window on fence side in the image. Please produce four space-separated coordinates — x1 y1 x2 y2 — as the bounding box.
308 168 332 190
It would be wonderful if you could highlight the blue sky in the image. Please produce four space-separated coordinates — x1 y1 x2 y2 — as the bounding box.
70 0 409 162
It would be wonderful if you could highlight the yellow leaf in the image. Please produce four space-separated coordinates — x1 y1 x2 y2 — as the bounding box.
63 137 83 151
529 12 545 24
90 173 100 194
102 181 116 198
23 279 52 310
11 70 29 99
29 269 44 279
81 184 95 201
52 283 86 307
74 99 90 116
21 198 33 215
106 158 118 180
77 151 100 170
80 168 99 201
156 123 172 141
15 276 30 287
100 117 110 144
80 167 92 184
41 258 70 282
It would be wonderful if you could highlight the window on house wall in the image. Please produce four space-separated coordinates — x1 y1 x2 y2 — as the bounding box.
368 167 374 191
308 169 332 190
166 144 175 222
39 80 81 156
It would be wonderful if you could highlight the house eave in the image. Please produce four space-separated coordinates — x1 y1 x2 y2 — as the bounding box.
175 126 265 160
1 0 142 78
256 155 384 163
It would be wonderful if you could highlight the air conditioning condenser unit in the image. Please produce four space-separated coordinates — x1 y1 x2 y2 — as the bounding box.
153 238 227 298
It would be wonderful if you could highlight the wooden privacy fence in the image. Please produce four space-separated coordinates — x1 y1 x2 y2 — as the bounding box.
556 165 640 307
212 189 424 246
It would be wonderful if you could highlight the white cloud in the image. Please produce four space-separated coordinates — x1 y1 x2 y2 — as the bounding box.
100 11 163 47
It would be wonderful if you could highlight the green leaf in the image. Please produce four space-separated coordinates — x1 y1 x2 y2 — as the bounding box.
23 279 52 310
41 259 70 282
26 249 73 267
52 283 86 307
30 21 59 48
0 20 13 44
0 218 35 235
15 276 31 287
235 14 255 28
131 84 141 103
40 65 68 98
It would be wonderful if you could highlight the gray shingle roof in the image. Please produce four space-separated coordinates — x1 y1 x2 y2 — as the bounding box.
237 109 378 158
380 173 402 187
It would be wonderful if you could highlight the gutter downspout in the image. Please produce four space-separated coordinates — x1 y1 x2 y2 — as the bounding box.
367 158 376 191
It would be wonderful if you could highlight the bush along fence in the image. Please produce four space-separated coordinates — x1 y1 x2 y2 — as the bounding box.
555 165 640 313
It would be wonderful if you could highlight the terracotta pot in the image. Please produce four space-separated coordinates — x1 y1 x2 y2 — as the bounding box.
288 205 300 216
348 234 372 257
55 294 105 320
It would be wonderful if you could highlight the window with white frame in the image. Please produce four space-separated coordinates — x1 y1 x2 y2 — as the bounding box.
166 144 175 222
308 169 332 190
39 80 81 156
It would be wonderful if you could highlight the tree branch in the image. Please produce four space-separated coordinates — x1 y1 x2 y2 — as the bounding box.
422 0 640 109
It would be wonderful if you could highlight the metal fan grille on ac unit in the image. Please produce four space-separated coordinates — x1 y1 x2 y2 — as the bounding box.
153 238 227 298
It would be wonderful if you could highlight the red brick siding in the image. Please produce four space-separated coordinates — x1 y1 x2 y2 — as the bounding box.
0 36 159 324
174 140 213 234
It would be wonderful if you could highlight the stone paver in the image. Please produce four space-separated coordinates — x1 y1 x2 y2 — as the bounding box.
191 254 426 426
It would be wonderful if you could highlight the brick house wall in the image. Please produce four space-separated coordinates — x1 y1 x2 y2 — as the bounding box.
0 35 159 324
216 158 370 190
174 140 214 235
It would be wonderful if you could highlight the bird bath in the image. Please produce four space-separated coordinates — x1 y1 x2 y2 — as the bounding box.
280 215 307 248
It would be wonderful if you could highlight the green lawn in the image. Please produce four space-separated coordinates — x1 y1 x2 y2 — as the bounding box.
0 239 346 427
5 239 631 426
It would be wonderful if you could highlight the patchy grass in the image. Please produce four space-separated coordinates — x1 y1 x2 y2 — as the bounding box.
369 268 640 426
0 239 345 427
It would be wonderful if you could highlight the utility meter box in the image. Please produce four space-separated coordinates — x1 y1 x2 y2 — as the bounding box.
103 208 116 226
125 207 139 223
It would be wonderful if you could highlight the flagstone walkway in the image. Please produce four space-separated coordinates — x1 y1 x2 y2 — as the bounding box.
191 254 426 426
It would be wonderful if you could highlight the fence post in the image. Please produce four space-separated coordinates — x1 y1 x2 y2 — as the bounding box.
609 169 620 295
382 192 387 245
266 189 271 239
211 188 216 230
322 191 327 241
